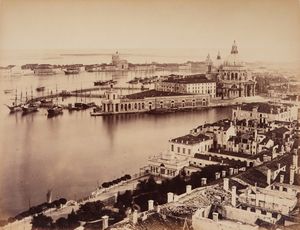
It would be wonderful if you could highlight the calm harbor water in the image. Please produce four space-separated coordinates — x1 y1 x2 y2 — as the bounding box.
0 50 232 219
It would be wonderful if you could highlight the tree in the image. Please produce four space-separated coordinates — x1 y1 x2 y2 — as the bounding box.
76 201 104 221
116 190 133 209
67 209 80 228
59 198 67 205
31 214 53 229
55 217 68 229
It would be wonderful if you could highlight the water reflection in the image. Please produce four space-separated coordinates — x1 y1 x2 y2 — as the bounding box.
0 67 232 218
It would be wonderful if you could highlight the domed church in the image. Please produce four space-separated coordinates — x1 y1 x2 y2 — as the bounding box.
209 41 256 99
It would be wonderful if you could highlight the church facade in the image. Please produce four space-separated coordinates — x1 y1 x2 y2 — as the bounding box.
207 41 256 99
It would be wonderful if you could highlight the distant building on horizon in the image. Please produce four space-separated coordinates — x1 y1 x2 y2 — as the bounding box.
111 51 129 70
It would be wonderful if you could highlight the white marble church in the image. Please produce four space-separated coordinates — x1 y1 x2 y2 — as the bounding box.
206 41 256 99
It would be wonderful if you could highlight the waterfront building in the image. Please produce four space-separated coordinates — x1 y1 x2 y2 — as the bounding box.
210 41 256 99
33 64 56 75
232 102 299 122
111 51 128 70
155 74 216 98
148 151 190 178
97 88 210 115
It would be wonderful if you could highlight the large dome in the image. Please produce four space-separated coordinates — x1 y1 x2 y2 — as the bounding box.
223 41 244 67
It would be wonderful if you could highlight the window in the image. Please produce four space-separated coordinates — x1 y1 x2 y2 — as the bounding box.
171 144 174 151
183 148 185 154
177 147 180 153
188 149 191 155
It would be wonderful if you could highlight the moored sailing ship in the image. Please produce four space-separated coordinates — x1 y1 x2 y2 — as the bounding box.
21 103 39 115
47 106 63 117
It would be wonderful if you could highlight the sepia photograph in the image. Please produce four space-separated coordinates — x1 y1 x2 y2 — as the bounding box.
0 0 300 229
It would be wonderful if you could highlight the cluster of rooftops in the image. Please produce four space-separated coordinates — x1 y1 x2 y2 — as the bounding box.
238 102 293 114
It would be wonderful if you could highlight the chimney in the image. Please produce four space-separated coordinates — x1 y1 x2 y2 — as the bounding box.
222 170 226 177
255 193 259 206
212 212 219 222
234 168 239 174
148 200 154 211
201 178 207 186
290 166 295 185
186 185 192 194
101 216 109 229
223 178 229 191
267 169 271 185
156 205 161 213
132 210 138 224
173 195 179 202
293 154 298 169
231 186 237 207
280 174 284 183
167 192 174 203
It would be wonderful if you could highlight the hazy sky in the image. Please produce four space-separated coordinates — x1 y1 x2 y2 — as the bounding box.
0 0 300 62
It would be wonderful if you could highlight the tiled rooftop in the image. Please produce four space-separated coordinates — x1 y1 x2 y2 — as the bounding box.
171 133 210 145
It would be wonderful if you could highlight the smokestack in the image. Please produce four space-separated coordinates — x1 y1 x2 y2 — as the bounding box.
46 189 52 203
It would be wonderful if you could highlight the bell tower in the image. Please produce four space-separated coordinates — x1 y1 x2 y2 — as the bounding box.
206 53 213 73
231 40 238 54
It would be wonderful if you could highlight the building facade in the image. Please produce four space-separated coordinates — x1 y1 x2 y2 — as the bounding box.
111 51 128 70
232 102 299 122
97 89 211 115
155 74 216 98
